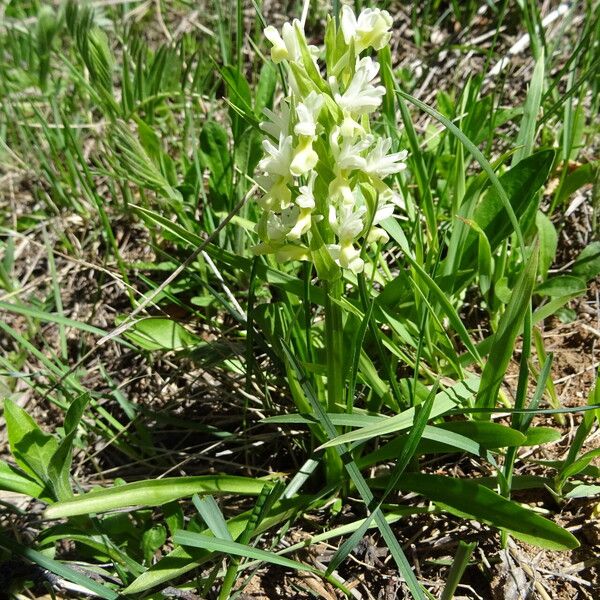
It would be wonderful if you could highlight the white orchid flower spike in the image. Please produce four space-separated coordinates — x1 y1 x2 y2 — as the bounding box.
254 5 405 277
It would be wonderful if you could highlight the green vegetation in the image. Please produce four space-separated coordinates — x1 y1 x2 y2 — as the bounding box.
1 0 599 598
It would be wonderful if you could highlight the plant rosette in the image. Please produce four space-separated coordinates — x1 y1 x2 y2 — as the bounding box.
254 6 407 281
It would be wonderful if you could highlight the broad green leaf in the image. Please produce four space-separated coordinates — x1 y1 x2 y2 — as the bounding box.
389 474 579 550
565 484 600 499
45 476 268 519
142 525 167 564
475 245 538 412
360 422 524 467
572 241 600 281
4 398 58 486
431 421 526 449
47 394 91 501
535 275 586 298
199 121 233 206
555 161 599 207
463 150 554 270
119 316 205 351
523 427 561 445
255 62 277 115
0 460 45 499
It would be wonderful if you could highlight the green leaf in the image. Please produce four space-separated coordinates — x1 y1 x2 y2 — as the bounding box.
0 460 45 499
193 495 232 541
199 120 233 206
535 275 586 298
142 525 167 564
174 530 320 574
393 474 579 550
523 427 561 445
572 241 600 281
475 245 538 412
255 62 277 115
119 317 205 351
0 533 118 600
4 398 58 486
47 394 91 501
565 484 600 499
319 378 479 449
555 161 599 207
432 421 526 448
124 496 313 594
513 51 544 165
464 150 554 268
45 476 268 518
535 211 557 280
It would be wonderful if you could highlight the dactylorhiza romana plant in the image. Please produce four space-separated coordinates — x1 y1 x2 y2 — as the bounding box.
254 5 406 279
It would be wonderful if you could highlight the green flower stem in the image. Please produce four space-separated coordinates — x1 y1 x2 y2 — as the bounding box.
324 278 344 414
324 276 345 485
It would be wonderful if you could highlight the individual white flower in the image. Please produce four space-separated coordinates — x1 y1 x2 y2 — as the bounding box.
256 174 292 211
258 135 294 177
363 138 408 177
329 127 371 172
275 244 311 262
264 22 300 63
340 6 394 53
294 91 324 137
373 178 406 211
367 226 389 244
329 202 366 244
328 173 355 206
330 57 385 115
327 243 365 273
296 172 317 208
260 102 291 139
328 200 368 273
340 115 364 138
262 205 301 242
287 207 313 240
265 211 290 242
264 20 318 64
290 137 318 176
